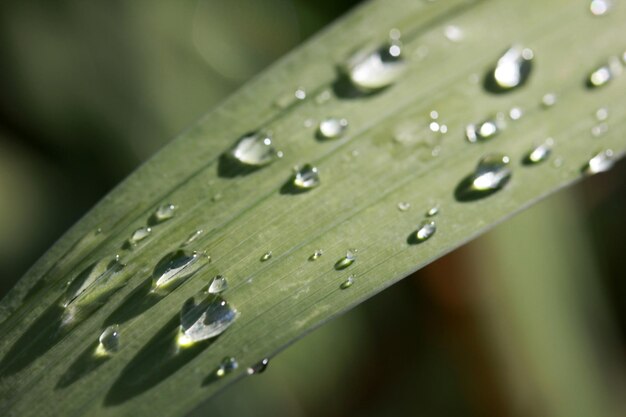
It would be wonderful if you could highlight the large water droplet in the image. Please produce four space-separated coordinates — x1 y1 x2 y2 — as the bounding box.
413 220 436 243
465 118 501 143
590 0 612 16
63 257 125 309
293 164 320 190
456 154 512 201
96 325 120 356
208 275 228 294
334 249 356 270
583 149 615 175
152 250 203 290
485 44 533 92
177 294 238 347
342 41 406 93
318 118 348 139
153 204 176 224
228 132 277 167
523 139 553 165
215 357 239 378
247 358 269 375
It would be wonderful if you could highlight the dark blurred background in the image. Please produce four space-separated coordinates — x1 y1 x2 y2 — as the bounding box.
1 1 625 416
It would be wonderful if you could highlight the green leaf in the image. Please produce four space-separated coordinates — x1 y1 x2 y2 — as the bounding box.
1 0 625 416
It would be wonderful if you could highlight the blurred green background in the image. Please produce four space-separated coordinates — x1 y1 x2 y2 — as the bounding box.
1 1 625 416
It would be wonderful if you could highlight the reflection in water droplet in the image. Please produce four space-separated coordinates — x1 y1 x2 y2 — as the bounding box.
260 251 272 262
63 257 125 309
343 42 406 93
318 118 348 139
426 205 439 217
293 164 320 190
177 294 238 347
456 154 512 201
128 227 151 246
465 118 500 143
583 149 615 175
340 275 355 289
182 230 203 247
487 44 534 92
414 220 436 242
247 358 269 375
309 249 323 261
541 93 557 108
228 132 277 167
397 201 411 211
590 0 612 16
154 204 176 223
208 275 228 294
152 250 203 290
444 25 464 42
334 249 356 270
215 357 239 378
523 139 553 165
96 325 120 356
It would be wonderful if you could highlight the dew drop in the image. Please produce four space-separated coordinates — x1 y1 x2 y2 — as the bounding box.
590 0 612 16
228 132 277 167
487 44 533 92
583 149 615 175
154 203 176 223
215 357 239 378
260 251 273 262
63 256 125 308
587 56 623 88
426 205 439 217
128 227 151 246
541 93 557 108
96 325 120 356
343 41 406 93
334 249 356 270
340 275 355 289
247 358 269 375
309 249 323 261
293 164 320 190
508 107 523 120
318 118 348 139
591 123 609 137
177 294 238 347
465 118 500 143
444 25 464 42
414 220 436 242
182 230 203 247
208 275 228 294
523 139 553 165
152 250 203 290
456 154 512 201
397 201 411 211
595 107 609 121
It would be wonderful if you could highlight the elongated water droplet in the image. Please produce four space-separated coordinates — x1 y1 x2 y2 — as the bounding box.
587 56 622 88
63 257 125 308
128 227 151 246
293 164 320 190
465 118 500 143
456 154 512 201
96 325 120 356
523 139 553 165
340 275 355 289
182 230 203 247
334 249 356 270
414 220 436 242
177 294 238 347
486 44 533 92
426 205 439 217
153 204 176 223
247 358 269 375
260 251 272 262
343 42 406 93
228 132 277 167
309 249 323 261
590 0 612 16
318 118 348 139
397 201 411 211
152 250 203 290
208 275 228 294
215 357 239 378
583 149 615 175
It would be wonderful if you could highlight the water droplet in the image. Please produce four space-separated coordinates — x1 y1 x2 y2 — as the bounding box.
96 325 120 356
274 88 307 108
215 357 238 378
487 44 533 92
426 205 439 217
260 251 272 262
340 275 355 289
414 220 436 242
595 107 609 121
63 257 125 308
315 90 332 105
590 0 612 16
587 56 623 88
541 93 557 108
247 358 269 375
182 230 203 247
455 154 512 201
318 118 348 139
152 250 203 290
397 201 411 211
429 110 439 120
211 193 222 202
465 118 500 143
128 227 151 246
293 164 320 190
343 42 406 93
334 249 356 270
583 149 615 175
228 132 277 167
523 139 553 165
591 123 609 137
153 203 176 223
309 249 323 261
508 107 523 120
177 294 238 347
294 88 306 100
444 25 464 42
208 275 228 294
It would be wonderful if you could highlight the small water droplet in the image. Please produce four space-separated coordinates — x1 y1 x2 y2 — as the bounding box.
334 249 356 270
456 154 512 201
590 0 612 16
294 88 306 100
96 325 120 356
315 90 332 105
508 107 523 120
523 139 553 165
426 205 439 217
343 41 406 93
247 358 269 375
591 123 609 137
208 275 228 294
309 249 323 261
429 110 439 120
318 118 348 139
465 118 501 143
274 88 307 108
128 227 151 246
215 357 238 378
182 230 203 247
414 220 436 242
595 107 609 121
340 275 355 289
211 193 223 202
397 201 411 211
152 250 203 290
583 149 615 175
177 294 238 347
444 25 464 42
587 56 622 88
487 44 533 92
429 121 441 132
228 132 278 167
541 93 557 108
293 164 321 190
154 203 176 223
260 251 272 262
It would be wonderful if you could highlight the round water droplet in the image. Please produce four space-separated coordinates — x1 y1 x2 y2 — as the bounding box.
128 227 151 246
96 325 120 356
154 203 176 223
508 107 523 120
334 249 356 270
595 107 609 121
152 250 203 290
292 164 320 190
591 123 609 137
426 205 439 217
456 154 512 201
414 220 436 242
465 118 500 143
208 275 228 294
228 132 277 167
590 0 612 16
260 251 272 262
583 149 615 175
216 357 239 378
487 44 533 92
309 249 323 261
340 275 355 289
541 93 557 108
343 42 406 93
444 25 464 42
318 118 348 140
177 294 238 347
523 140 553 165
247 358 269 375
397 201 411 211
182 230 203 247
